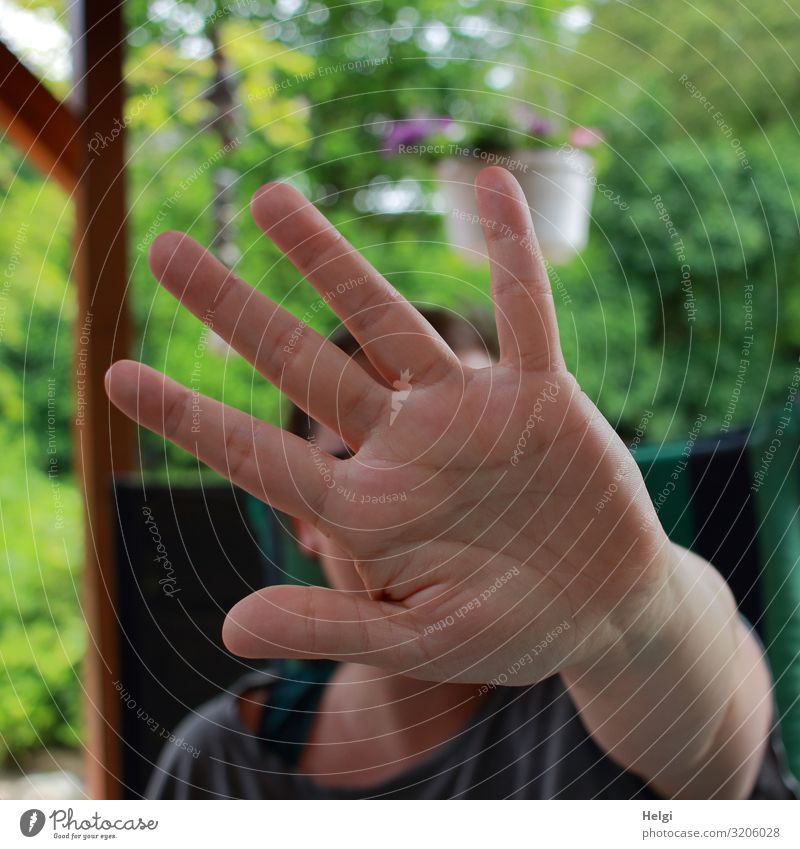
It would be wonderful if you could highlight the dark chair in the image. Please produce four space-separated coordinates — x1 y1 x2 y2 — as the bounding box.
633 414 800 776
113 478 279 797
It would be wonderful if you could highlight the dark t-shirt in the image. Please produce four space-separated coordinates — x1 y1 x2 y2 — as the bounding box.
146 660 798 800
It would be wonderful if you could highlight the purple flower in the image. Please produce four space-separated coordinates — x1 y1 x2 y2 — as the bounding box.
382 116 452 155
527 114 555 138
568 126 603 148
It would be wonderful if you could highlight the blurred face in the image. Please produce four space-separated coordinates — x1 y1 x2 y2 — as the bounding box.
293 345 493 592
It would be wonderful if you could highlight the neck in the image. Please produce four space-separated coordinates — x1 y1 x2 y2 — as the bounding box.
334 662 477 719
300 663 479 788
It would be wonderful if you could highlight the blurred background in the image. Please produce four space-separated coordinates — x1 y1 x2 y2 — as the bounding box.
2 0 800 796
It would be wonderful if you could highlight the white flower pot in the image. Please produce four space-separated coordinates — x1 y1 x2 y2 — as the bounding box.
436 148 594 265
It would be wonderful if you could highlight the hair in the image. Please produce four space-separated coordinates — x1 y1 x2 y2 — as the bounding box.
287 307 498 440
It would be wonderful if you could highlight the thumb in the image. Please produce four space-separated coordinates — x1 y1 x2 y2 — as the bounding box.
222 584 415 665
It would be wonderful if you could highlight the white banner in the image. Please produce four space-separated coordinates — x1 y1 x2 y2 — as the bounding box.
0 800 797 848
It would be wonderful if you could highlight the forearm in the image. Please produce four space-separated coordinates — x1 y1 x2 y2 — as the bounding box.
561 544 773 798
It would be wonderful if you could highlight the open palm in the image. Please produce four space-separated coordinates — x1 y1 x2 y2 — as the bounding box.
107 167 671 685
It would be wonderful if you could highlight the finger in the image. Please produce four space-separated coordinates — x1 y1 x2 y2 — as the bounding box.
148 231 386 449
223 584 416 666
105 359 333 525
474 167 564 371
250 181 459 385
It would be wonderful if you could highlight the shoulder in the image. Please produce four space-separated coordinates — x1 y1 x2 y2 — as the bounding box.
145 667 284 799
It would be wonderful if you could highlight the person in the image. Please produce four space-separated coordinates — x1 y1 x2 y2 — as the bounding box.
106 167 798 799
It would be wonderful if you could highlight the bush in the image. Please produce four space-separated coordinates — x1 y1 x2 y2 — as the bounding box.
0 441 84 762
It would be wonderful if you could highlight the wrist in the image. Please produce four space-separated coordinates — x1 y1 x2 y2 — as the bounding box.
560 540 768 799
564 538 683 679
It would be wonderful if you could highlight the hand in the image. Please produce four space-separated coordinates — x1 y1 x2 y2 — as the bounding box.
106 167 672 685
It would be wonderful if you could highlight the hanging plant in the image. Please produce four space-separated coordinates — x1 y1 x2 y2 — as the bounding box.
381 111 603 264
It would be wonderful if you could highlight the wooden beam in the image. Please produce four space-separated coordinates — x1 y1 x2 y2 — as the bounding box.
0 39 79 191
69 1 133 800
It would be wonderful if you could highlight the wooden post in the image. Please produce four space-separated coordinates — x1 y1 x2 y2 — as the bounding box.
0 39 79 192
70 0 132 800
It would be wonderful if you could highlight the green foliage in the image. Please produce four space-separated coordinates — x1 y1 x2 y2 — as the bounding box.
0 441 84 761
556 122 800 441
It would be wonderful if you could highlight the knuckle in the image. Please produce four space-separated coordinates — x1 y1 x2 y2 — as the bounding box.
163 390 191 441
493 271 552 302
223 419 258 480
208 270 244 316
257 315 308 381
295 227 347 275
